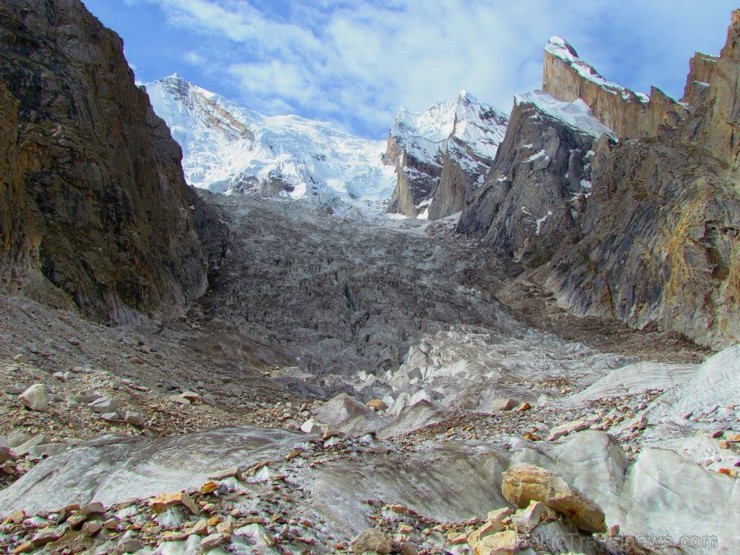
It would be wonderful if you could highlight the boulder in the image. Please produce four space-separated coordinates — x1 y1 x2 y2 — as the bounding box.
7 430 32 448
312 393 374 428
19 384 49 411
30 527 64 547
487 507 512 524
351 527 393 554
502 463 606 532
467 520 505 547
300 418 321 434
489 398 519 412
472 530 520 554
201 533 228 550
81 521 102 537
88 397 120 413
124 412 145 428
13 434 50 457
148 492 199 515
511 500 558 534
366 399 388 411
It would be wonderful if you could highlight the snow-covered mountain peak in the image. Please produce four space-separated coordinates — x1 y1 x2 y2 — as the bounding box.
385 92 509 219
145 76 396 216
390 92 508 167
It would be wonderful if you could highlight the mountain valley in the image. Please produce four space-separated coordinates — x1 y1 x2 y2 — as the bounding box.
0 1 738 555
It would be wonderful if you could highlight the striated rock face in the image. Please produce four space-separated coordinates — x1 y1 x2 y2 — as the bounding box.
0 0 226 323
457 92 613 267
458 11 739 348
385 92 507 219
546 138 738 349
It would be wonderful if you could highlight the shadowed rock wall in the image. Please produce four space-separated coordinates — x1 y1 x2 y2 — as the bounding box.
0 0 226 323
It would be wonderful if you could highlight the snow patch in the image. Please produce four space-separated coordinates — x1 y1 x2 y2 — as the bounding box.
391 93 507 169
535 211 552 236
525 150 546 163
515 91 615 139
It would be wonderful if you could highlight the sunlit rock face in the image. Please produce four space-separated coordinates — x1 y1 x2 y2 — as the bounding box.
543 36 689 139
458 12 740 348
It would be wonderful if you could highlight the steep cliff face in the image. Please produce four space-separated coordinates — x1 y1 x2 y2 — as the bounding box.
543 37 689 139
458 11 740 348
681 53 717 110
385 92 507 219
384 133 442 218
545 138 738 349
457 92 613 267
0 0 226 323
688 10 740 168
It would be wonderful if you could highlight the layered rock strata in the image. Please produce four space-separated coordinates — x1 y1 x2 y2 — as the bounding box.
0 0 226 323
458 11 740 348
543 36 689 139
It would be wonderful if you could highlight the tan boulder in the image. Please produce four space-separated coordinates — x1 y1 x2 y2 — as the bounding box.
501 463 606 533
467 520 505 547
472 530 520 554
366 399 388 411
351 527 392 554
148 492 200 515
511 500 558 533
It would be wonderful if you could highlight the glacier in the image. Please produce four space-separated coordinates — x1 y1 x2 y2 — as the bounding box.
145 74 397 217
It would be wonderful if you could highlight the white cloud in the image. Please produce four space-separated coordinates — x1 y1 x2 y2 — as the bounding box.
134 0 738 137
183 51 206 66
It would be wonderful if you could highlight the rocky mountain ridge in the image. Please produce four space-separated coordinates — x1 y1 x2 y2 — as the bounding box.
0 0 226 324
146 74 397 217
385 92 508 219
542 37 690 139
458 12 739 349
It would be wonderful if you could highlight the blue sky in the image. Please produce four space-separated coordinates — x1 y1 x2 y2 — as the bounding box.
83 0 737 139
